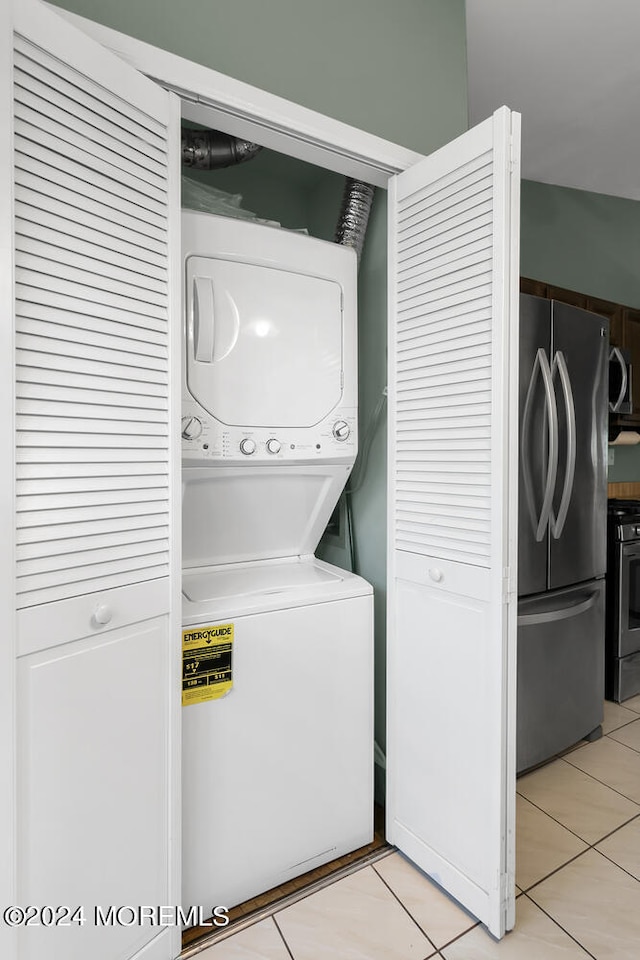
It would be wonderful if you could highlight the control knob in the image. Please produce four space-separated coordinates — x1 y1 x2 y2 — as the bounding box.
266 438 281 455
333 420 350 441
239 438 256 456
182 416 203 440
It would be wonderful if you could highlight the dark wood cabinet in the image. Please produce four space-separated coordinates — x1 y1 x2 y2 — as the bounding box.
619 307 640 424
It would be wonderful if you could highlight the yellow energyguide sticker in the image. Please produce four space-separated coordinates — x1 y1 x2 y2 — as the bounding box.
182 623 234 706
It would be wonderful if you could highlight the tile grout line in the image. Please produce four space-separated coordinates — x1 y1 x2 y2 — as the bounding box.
520 846 599 897
179 846 395 957
563 738 640 803
607 730 640 754
370 861 440 955
590 836 640 886
272 914 296 960
520 892 599 960
523 748 640 808
522 829 640 900
516 781 640 848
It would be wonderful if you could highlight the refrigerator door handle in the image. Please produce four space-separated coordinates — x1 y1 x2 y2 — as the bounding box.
521 347 558 541
550 350 577 539
517 588 599 626
609 346 628 413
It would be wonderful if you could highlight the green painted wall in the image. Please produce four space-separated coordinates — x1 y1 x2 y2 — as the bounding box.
48 0 469 782
521 179 640 481
609 445 640 482
521 180 640 309
48 0 468 156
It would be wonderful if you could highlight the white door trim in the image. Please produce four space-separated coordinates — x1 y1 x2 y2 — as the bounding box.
45 5 424 187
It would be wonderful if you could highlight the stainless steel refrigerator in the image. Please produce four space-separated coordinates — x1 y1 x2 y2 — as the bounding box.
517 295 608 773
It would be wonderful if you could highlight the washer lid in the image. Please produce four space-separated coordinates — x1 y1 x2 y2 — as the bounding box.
185 256 343 428
183 558 342 603
181 464 351 568
182 557 372 623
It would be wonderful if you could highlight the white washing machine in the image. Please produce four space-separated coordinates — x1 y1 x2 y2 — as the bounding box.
182 558 373 911
180 212 373 914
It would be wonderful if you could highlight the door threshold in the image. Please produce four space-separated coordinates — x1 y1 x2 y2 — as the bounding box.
181 816 389 956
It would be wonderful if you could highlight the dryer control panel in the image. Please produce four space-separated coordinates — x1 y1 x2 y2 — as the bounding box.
181 401 357 463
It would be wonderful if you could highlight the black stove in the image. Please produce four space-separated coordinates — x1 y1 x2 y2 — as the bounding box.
606 499 640 699
608 499 640 542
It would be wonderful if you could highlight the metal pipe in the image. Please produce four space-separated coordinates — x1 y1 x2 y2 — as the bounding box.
181 128 263 170
334 178 375 264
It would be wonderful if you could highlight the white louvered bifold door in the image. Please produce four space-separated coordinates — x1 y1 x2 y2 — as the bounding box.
5 4 181 960
386 107 520 938
12 7 176 651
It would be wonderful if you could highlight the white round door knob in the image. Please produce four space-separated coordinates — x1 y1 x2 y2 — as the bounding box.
93 602 113 626
428 568 443 583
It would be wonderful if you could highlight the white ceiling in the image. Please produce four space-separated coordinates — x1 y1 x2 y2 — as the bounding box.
465 0 640 201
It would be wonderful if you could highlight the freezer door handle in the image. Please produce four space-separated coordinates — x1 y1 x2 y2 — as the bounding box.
521 347 558 541
518 588 600 626
550 350 576 539
609 346 629 413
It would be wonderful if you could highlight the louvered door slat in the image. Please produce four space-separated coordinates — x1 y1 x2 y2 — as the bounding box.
18 410 167 432
19 499 168 529
14 78 166 177
398 215 493 269
15 151 167 234
17 548 169 592
17 562 170 609
397 151 492 217
17 231 167 287
17 216 167 280
17 367 167 397
17 461 167 480
17 288 167 334
17 273 166 322
14 120 167 212
14 93 167 192
17 514 168 546
13 54 167 168
16 177 167 249
17 382 167 411
398 183 492 243
16 304 166 348
14 37 172 613
17 317 166 357
16 338 167 376
19 474 168 495
13 36 166 139
18 433 168 450
17 526 168 561
17 446 168 464
16 253 168 308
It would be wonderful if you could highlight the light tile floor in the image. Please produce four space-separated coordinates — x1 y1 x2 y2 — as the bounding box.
194 698 640 960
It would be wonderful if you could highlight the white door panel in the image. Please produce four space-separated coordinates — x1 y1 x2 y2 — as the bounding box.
387 106 520 937
17 619 170 960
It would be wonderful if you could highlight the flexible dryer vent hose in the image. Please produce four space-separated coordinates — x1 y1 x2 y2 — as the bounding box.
181 128 263 169
334 178 375 264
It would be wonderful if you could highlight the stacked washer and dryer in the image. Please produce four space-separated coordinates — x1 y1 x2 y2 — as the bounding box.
180 211 374 913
